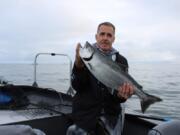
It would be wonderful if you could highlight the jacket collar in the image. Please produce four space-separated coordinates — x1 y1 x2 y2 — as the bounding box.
93 43 118 56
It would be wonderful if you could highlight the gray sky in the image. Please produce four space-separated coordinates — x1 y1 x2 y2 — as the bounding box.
0 0 180 63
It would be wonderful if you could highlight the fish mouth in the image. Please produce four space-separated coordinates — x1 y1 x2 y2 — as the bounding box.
80 42 95 61
82 53 94 61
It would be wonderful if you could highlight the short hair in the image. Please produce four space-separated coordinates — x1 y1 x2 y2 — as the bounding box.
97 22 115 33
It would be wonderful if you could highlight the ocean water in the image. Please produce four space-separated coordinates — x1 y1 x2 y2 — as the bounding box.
127 62 180 120
0 62 180 120
0 64 71 92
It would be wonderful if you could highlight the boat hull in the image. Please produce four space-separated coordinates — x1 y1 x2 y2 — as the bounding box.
1 85 178 135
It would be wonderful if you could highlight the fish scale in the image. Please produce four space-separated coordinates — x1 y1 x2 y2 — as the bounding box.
80 41 162 113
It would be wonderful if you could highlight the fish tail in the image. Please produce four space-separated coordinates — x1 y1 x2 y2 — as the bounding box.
141 94 162 113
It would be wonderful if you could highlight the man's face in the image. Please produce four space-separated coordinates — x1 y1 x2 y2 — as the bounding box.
95 25 115 52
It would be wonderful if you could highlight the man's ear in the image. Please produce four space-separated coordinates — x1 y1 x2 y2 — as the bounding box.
95 34 97 40
112 36 115 43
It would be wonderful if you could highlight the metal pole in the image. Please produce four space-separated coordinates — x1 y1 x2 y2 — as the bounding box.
32 53 72 89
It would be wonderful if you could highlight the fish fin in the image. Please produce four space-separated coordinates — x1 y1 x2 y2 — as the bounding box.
141 94 162 113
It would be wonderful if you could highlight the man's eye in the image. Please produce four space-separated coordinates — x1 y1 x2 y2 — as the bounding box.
100 32 105 36
99 32 112 37
107 33 112 37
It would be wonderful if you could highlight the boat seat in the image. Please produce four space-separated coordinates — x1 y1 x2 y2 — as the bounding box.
0 125 45 135
148 120 180 135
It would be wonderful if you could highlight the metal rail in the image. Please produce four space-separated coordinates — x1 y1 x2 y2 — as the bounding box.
32 53 72 92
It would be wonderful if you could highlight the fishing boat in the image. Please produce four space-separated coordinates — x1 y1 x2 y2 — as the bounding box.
0 53 180 135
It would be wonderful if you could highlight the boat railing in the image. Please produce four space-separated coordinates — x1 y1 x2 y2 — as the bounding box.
32 53 74 95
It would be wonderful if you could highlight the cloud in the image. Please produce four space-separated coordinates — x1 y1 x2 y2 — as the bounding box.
0 0 179 63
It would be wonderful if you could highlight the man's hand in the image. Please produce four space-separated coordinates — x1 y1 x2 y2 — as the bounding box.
117 83 134 100
75 43 84 68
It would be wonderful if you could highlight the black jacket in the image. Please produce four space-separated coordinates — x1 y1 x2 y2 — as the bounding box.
71 52 129 132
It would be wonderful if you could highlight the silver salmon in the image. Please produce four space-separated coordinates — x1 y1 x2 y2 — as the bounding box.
79 41 162 113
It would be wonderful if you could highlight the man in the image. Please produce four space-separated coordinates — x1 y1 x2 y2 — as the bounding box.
67 22 134 135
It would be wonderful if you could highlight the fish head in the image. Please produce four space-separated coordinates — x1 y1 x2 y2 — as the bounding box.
79 41 95 61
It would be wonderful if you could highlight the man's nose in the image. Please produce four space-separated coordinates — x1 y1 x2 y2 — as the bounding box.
102 34 109 40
